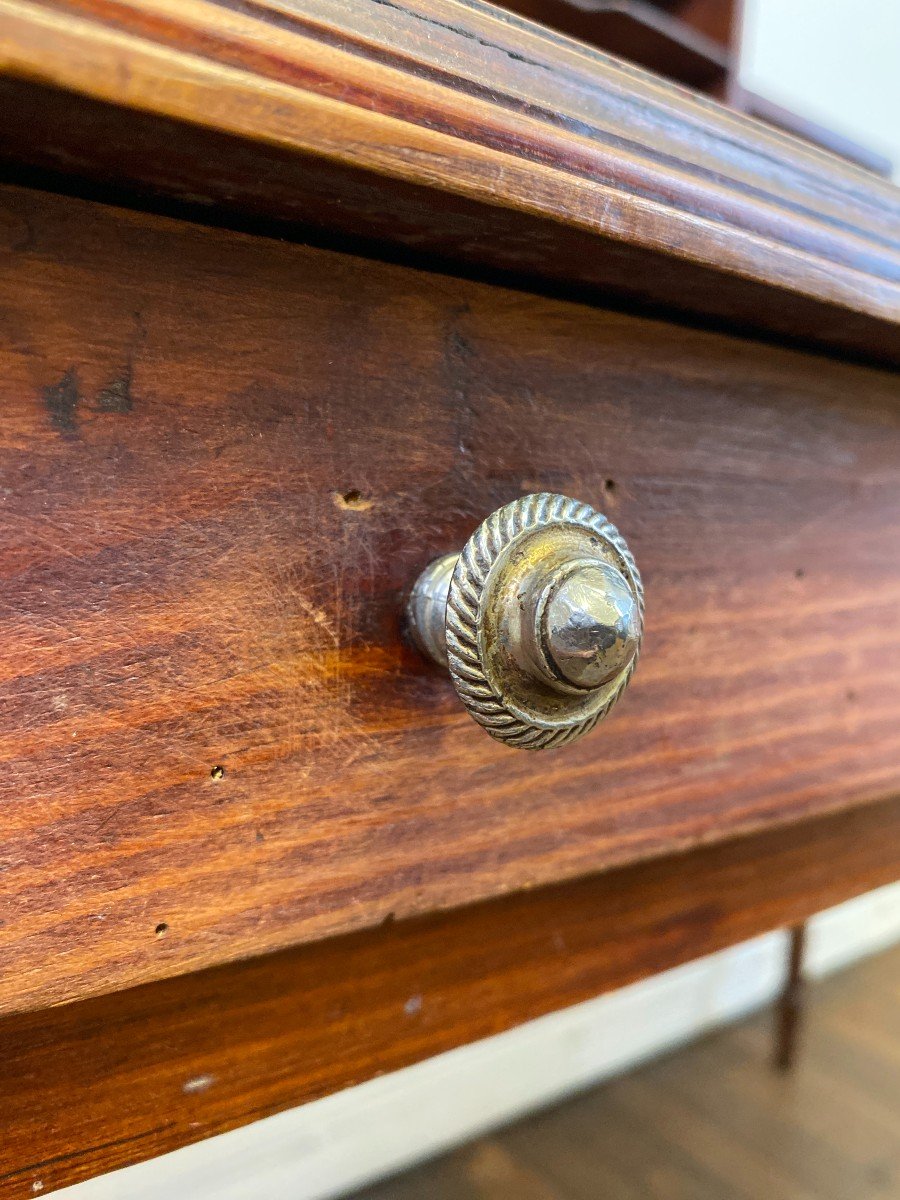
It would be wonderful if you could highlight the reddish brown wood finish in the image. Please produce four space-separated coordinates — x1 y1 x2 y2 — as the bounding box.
664 0 738 47
0 0 899 361
494 0 731 91
1 184 898 1015
2 797 898 1199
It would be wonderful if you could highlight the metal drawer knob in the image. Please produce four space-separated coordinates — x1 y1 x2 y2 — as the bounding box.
407 494 643 749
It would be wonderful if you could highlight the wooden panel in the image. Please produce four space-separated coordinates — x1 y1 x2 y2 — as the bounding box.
1 184 899 1015
0 0 899 362
660 0 739 48
2 797 898 1198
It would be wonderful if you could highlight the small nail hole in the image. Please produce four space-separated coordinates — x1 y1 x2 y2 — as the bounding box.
333 489 373 511
210 765 225 780
795 568 805 579
155 922 169 937
604 478 616 493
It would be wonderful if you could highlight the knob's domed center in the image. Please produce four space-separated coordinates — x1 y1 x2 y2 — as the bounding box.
542 562 640 689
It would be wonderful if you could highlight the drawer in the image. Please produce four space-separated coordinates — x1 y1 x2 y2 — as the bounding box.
2 183 899 1014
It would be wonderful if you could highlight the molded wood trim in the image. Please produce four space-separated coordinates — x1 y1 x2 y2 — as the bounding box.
0 0 899 359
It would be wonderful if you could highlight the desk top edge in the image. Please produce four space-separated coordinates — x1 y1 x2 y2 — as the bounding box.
1 0 899 360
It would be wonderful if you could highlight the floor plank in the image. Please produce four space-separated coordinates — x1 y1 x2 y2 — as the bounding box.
350 946 900 1200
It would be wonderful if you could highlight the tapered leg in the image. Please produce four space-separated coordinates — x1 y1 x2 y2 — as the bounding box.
774 922 808 1071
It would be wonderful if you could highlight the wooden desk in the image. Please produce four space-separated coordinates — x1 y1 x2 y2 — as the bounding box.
0 0 898 1193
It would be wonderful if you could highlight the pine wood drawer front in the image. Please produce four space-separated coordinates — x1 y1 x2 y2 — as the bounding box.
1 184 899 1015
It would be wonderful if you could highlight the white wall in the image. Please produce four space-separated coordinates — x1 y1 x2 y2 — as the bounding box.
740 0 900 179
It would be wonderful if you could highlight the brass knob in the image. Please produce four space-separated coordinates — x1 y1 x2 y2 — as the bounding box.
407 494 643 749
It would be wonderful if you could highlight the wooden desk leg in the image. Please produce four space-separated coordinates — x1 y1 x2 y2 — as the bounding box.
774 923 808 1071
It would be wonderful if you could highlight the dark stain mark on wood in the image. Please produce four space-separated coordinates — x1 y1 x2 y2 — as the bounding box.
367 0 548 70
43 368 80 435
444 310 478 476
95 312 143 414
95 366 133 414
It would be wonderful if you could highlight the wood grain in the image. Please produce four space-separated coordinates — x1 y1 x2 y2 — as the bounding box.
493 0 893 177
2 797 898 1199
0 0 899 361
1 183 899 1015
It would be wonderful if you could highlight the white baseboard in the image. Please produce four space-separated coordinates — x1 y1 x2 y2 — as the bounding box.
59 880 900 1200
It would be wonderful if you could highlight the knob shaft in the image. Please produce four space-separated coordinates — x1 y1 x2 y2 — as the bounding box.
407 494 643 750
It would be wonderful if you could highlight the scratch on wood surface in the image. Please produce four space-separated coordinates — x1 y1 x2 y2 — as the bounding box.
182 1074 215 1094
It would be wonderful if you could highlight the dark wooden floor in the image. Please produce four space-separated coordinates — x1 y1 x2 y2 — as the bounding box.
351 945 900 1200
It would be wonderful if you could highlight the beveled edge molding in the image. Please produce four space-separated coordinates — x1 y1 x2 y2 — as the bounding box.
0 0 899 360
